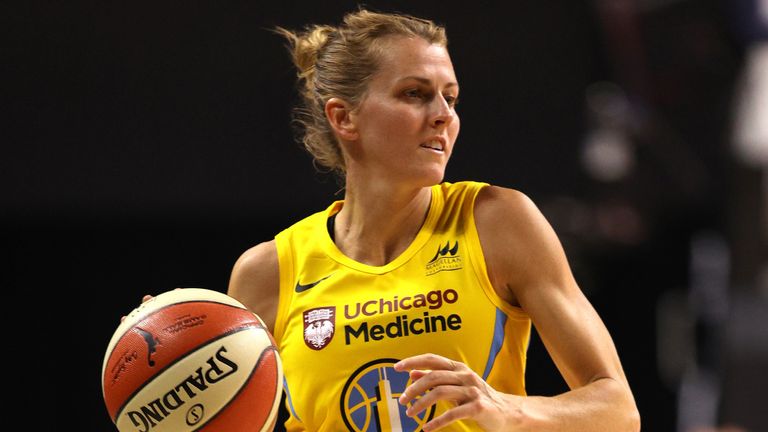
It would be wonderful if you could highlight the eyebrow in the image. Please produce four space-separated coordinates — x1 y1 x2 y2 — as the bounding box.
397 76 459 90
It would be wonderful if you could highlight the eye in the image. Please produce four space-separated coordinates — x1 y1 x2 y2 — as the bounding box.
443 94 459 107
404 88 425 99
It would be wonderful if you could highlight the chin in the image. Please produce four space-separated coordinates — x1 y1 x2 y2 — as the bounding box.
416 168 446 187
391 162 447 188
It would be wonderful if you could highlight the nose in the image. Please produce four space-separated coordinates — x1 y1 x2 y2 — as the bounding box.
430 95 455 129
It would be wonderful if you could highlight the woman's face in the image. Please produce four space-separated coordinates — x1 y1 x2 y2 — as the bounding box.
346 36 460 187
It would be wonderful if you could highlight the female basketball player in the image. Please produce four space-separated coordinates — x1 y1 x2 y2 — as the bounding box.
228 9 640 432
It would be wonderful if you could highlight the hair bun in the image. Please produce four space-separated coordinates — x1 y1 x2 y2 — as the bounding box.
276 25 335 94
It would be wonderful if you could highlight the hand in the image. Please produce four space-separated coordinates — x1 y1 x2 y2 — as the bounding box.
120 294 154 322
394 353 519 431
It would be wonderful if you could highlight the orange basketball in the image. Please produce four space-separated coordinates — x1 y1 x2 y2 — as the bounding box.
102 288 283 432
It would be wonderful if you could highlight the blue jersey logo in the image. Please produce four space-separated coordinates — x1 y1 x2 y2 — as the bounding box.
340 358 435 432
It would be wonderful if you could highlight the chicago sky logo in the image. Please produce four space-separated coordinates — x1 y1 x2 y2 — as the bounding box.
340 359 434 431
426 241 462 276
303 306 336 350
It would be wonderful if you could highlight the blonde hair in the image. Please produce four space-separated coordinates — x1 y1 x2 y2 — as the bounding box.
276 9 448 175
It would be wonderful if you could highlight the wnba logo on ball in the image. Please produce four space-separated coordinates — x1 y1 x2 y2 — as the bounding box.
340 359 435 432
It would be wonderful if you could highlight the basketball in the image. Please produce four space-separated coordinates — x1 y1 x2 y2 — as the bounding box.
101 288 283 432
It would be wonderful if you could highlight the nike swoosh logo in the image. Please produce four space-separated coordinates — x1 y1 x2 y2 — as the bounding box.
295 274 333 293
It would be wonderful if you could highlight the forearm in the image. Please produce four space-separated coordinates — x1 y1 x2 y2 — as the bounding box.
510 377 640 432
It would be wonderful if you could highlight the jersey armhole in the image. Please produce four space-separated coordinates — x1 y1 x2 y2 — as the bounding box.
273 233 295 344
464 183 530 322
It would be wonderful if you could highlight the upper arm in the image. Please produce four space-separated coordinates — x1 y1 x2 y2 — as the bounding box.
227 240 280 333
475 186 630 390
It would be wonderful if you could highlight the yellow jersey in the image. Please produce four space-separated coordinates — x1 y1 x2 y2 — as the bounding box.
273 181 531 431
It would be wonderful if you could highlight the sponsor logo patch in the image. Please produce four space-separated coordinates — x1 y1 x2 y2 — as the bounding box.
426 241 462 275
303 306 336 350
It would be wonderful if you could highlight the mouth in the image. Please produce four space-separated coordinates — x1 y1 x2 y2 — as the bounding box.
420 138 445 152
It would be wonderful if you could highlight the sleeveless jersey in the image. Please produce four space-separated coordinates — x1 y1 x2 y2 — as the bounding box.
273 181 531 432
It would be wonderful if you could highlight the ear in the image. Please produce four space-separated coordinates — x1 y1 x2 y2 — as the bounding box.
325 98 359 141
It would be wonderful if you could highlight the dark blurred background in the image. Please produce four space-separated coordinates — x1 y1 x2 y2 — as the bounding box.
4 0 767 431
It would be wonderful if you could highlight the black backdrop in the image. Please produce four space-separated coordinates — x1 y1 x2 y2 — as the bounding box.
4 0 742 430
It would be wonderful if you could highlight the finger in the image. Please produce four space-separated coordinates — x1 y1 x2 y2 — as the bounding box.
399 370 466 406
120 294 155 324
422 402 478 432
404 384 472 418
409 369 429 381
395 353 462 373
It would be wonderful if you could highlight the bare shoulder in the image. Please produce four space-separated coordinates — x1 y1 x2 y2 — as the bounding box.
474 185 554 255
474 185 540 226
474 185 573 305
227 240 280 331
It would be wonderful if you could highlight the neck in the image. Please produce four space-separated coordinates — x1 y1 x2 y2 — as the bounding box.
333 181 433 266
